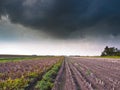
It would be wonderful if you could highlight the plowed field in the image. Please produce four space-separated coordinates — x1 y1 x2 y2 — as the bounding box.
53 57 120 90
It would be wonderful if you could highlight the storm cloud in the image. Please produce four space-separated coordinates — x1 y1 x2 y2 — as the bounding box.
0 0 120 39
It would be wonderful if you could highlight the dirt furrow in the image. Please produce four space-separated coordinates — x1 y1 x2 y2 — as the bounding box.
52 60 65 90
71 60 106 90
72 57 120 90
63 58 77 90
68 59 94 90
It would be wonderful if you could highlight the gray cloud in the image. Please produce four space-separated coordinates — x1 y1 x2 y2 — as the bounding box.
0 0 120 39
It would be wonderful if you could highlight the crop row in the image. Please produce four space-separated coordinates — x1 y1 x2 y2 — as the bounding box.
0 56 64 90
35 59 63 90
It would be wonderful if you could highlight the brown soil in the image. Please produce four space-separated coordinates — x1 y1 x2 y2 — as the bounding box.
53 57 120 90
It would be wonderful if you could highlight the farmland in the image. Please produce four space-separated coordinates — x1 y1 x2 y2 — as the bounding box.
53 57 120 90
0 56 120 90
0 56 64 90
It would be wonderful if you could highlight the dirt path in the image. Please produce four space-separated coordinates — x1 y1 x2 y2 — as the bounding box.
53 57 120 90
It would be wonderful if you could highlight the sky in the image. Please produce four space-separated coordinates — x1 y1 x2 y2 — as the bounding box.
0 0 120 56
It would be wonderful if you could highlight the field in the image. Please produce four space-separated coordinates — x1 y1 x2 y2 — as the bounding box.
53 57 120 90
0 56 120 90
0 56 64 90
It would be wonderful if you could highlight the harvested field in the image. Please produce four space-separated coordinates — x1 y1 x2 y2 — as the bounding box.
53 57 120 90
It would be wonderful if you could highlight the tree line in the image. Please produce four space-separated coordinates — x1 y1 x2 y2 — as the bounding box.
101 46 120 56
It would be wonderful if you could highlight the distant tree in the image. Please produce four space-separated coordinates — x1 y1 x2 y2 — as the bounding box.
101 46 120 56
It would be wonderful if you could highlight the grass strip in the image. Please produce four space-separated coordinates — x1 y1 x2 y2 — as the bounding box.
92 56 120 59
0 57 35 63
101 56 120 59
0 56 54 63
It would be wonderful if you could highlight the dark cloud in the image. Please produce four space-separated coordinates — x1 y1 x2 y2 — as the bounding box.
0 0 120 39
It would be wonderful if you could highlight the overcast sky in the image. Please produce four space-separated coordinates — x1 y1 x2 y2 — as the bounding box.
0 0 120 56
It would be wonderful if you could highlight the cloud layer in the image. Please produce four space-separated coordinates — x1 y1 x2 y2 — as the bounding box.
0 0 120 39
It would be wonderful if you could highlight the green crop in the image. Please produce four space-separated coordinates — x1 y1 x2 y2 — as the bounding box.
35 60 63 90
